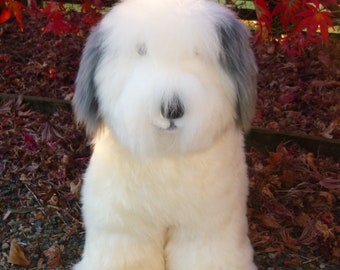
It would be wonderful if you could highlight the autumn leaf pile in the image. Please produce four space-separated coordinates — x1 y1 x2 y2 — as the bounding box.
248 144 339 268
1 12 339 269
0 98 88 268
1 0 337 55
252 40 340 140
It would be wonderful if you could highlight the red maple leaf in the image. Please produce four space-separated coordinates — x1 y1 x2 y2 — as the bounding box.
0 0 25 31
254 0 272 32
41 1 76 34
22 134 38 152
272 0 304 30
81 0 103 13
0 6 11 24
80 0 103 27
297 4 334 44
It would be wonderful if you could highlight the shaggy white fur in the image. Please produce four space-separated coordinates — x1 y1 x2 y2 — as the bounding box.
72 0 257 269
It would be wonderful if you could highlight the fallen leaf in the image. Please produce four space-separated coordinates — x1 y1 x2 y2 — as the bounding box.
315 220 334 241
332 247 340 258
3 209 12 221
321 119 339 139
299 219 318 245
259 214 282 229
295 213 311 227
70 179 82 198
319 192 335 207
319 178 340 189
279 91 297 105
261 185 275 199
7 239 30 266
264 246 283 253
48 194 59 206
284 255 301 266
268 152 284 166
43 245 62 268
280 229 301 251
310 79 328 90
37 257 44 269
305 153 319 174
281 169 296 187
22 133 38 152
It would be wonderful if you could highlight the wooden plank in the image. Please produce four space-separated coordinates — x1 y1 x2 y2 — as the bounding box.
1 93 339 159
0 93 71 113
246 127 340 160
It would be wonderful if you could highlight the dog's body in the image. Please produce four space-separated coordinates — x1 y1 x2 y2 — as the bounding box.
73 0 257 269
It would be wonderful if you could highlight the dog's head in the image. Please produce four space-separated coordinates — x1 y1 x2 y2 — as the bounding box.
73 0 257 157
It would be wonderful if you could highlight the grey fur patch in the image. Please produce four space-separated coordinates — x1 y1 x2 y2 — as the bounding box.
217 17 257 132
73 26 103 135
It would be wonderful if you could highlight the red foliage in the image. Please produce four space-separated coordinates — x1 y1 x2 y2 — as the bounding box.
0 0 103 34
297 4 334 44
39 0 104 34
41 1 76 34
0 0 25 31
254 0 272 32
0 0 337 53
255 0 336 54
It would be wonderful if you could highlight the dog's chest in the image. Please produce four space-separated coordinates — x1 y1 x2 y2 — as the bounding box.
83 130 245 227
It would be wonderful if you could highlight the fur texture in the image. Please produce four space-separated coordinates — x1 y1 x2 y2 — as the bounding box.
73 0 257 269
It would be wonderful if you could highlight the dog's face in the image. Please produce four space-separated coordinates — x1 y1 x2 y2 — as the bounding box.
73 0 257 157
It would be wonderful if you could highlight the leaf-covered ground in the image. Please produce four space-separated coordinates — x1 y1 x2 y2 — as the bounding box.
0 14 339 269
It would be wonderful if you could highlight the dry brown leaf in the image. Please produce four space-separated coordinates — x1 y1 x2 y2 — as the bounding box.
37 257 44 269
281 169 296 187
70 179 82 198
315 220 334 241
261 185 274 199
7 239 30 267
43 245 62 268
306 153 319 174
279 229 301 251
34 212 45 220
250 231 272 247
264 246 283 253
295 213 311 227
284 255 302 266
299 219 318 245
332 247 340 258
268 152 284 166
259 214 281 229
319 192 336 207
319 178 340 189
48 194 59 206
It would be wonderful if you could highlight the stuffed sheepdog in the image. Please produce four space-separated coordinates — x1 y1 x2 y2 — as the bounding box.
73 0 257 269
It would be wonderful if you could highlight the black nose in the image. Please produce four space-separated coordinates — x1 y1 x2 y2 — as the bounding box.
161 95 185 120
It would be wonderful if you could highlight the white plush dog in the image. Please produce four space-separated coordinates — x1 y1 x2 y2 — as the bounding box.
72 0 257 269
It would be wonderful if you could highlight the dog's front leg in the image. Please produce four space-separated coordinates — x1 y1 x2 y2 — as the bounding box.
73 171 166 270
73 229 166 270
165 211 256 270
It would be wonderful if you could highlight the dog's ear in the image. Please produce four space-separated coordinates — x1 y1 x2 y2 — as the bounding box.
73 26 102 135
217 16 257 132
